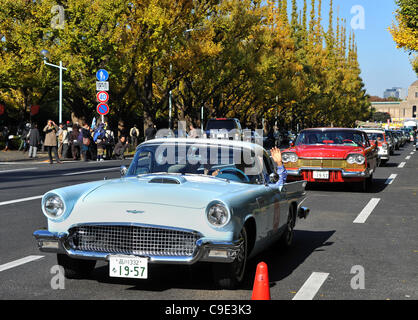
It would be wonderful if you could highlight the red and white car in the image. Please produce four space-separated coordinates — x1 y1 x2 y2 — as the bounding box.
282 128 378 191
360 128 390 165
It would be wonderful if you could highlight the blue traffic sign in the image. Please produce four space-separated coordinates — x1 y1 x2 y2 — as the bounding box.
97 103 109 115
96 69 109 81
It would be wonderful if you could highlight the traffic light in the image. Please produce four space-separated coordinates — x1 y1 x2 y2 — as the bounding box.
413 105 416 118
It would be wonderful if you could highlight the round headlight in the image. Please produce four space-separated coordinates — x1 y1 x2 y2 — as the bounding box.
206 202 230 228
347 154 365 165
354 154 365 165
43 194 65 220
282 153 298 163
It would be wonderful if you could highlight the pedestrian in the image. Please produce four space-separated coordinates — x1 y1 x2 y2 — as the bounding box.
105 126 115 159
93 123 106 161
18 123 31 152
28 123 41 158
81 123 92 162
2 126 10 151
145 122 157 141
43 120 62 164
188 123 199 138
114 136 129 159
58 123 69 159
69 124 80 160
130 124 140 148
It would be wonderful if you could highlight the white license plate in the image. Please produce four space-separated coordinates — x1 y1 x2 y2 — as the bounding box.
313 171 329 180
109 256 148 279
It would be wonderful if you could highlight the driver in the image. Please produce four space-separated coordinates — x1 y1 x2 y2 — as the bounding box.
269 147 287 188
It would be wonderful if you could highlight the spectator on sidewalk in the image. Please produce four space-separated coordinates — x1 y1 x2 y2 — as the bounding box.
28 123 41 158
93 123 106 162
145 123 157 141
130 124 140 148
2 126 10 151
58 123 69 159
104 126 115 160
114 136 129 160
69 124 80 160
43 120 62 164
81 123 92 162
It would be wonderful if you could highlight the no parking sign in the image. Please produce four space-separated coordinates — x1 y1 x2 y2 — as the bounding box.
97 103 109 116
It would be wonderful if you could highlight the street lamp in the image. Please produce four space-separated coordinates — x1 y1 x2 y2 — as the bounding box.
41 50 67 124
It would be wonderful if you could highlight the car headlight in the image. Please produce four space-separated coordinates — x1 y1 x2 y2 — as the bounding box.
282 152 298 163
206 202 230 228
42 194 65 220
346 154 365 165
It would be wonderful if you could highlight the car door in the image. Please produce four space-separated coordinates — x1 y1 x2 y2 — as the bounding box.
362 133 377 172
261 153 288 239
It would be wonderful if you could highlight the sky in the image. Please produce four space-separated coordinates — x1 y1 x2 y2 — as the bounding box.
294 0 418 97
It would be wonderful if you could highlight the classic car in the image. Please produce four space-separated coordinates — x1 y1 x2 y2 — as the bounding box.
387 130 400 150
282 128 378 191
361 128 390 165
204 118 243 140
33 138 309 289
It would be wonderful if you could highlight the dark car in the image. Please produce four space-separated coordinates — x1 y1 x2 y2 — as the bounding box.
205 118 243 140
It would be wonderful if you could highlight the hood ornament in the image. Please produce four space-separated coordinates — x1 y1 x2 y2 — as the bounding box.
126 210 145 214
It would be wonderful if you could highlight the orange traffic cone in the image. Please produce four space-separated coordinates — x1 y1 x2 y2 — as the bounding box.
251 262 271 300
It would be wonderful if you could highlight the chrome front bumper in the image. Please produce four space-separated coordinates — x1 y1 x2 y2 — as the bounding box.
33 230 242 264
286 167 373 178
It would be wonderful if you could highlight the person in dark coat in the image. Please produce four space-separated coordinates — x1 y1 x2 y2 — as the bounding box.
2 126 10 151
28 123 41 158
113 136 129 159
69 124 80 160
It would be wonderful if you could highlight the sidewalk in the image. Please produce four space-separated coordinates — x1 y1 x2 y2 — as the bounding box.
0 150 49 163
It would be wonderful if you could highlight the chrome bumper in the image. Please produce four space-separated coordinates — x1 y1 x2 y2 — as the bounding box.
33 230 242 264
286 167 372 178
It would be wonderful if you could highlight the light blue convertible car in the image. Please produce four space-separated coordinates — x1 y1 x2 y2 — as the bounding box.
34 138 309 289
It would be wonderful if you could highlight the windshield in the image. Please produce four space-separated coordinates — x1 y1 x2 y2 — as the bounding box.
205 120 236 131
295 130 365 147
127 142 264 184
366 132 384 141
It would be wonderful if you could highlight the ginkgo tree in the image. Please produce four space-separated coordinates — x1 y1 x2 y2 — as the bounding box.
0 0 371 133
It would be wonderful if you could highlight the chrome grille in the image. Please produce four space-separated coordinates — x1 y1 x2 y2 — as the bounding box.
68 225 200 257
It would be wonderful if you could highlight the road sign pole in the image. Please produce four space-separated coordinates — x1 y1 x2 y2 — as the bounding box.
59 61 63 124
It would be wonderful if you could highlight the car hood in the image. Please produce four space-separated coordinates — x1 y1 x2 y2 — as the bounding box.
81 174 249 209
287 145 364 158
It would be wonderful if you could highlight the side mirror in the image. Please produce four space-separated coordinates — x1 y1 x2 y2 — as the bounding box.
269 172 279 184
120 165 128 177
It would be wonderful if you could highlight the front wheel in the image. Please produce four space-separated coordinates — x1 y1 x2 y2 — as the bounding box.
57 254 96 279
278 207 295 248
212 227 248 289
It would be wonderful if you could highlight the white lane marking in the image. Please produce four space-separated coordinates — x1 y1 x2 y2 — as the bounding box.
0 195 43 206
353 198 381 224
405 156 411 160
62 167 119 176
292 272 329 300
398 162 406 168
0 162 27 165
0 167 37 174
385 174 397 185
0 255 44 272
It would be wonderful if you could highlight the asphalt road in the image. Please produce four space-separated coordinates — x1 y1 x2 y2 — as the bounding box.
0 145 417 300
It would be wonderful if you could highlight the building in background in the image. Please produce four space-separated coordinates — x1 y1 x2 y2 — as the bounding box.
372 80 418 122
383 87 407 100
